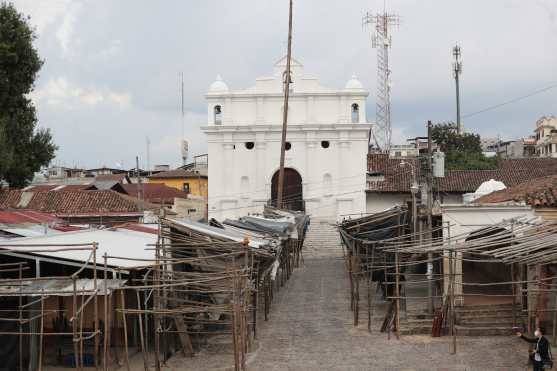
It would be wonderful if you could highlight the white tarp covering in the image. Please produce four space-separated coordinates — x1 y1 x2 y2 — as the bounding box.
463 179 507 203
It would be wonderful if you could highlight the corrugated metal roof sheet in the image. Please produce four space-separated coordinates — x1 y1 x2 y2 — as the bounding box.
0 210 62 224
0 228 158 268
0 278 125 296
165 218 274 249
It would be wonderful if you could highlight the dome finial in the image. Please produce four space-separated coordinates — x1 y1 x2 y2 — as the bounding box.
345 74 364 90
208 74 229 93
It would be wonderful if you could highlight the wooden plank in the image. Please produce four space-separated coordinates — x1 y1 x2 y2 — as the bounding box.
174 315 194 357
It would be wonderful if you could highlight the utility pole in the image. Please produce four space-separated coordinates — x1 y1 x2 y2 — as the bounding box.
363 6 399 152
136 156 144 212
453 45 463 134
426 120 434 314
276 0 293 209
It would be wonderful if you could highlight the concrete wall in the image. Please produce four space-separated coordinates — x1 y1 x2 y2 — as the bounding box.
366 193 409 214
148 177 208 197
441 204 536 305
173 196 206 221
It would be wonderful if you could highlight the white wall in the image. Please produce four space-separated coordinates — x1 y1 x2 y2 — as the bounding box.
441 204 536 305
204 57 371 222
366 193 410 214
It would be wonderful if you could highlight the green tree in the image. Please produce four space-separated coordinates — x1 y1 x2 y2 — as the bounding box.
0 3 56 188
431 122 498 170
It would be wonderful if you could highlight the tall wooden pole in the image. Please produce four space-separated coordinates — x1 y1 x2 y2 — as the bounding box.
276 0 293 209
93 242 99 370
427 120 434 314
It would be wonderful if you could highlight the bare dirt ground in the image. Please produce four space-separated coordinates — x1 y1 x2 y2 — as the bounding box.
77 238 530 371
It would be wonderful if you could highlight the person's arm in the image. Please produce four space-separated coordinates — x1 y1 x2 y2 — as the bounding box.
516 332 537 343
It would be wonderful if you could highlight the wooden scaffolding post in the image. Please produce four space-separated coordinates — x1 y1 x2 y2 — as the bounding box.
553 294 557 345
73 277 79 370
394 248 400 340
154 224 161 371
449 248 456 354
368 243 375 333
38 290 44 371
18 263 23 371
79 287 85 370
120 290 131 371
511 263 516 328
135 290 149 371
103 254 109 371
93 242 99 370
231 257 239 371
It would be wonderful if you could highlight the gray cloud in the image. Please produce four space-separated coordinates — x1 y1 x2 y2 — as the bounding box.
11 0 557 169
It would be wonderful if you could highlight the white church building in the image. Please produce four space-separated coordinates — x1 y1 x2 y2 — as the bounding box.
202 57 371 221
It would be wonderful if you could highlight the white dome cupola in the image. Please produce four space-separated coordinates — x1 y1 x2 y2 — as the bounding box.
208 74 229 94
345 74 364 91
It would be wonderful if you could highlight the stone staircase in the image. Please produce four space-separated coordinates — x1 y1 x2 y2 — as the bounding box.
400 310 436 335
303 218 342 257
454 303 525 336
399 303 525 336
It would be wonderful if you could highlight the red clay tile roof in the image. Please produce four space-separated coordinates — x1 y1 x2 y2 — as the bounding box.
147 168 207 179
474 174 557 206
122 183 187 205
367 154 557 193
23 184 93 192
0 190 158 216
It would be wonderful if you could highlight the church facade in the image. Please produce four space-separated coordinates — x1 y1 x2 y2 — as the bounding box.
202 57 371 221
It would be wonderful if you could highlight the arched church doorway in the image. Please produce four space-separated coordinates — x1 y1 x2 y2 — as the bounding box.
462 227 513 305
271 168 304 211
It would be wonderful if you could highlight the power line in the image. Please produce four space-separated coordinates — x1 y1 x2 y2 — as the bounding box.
463 82 557 119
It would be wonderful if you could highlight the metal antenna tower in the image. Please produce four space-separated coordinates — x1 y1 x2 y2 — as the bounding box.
363 7 399 152
452 44 463 134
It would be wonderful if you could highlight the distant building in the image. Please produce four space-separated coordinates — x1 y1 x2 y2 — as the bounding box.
147 168 208 197
480 137 499 152
179 154 208 174
535 115 557 157
202 56 371 221
34 166 89 184
86 167 127 177
366 154 557 213
496 138 536 159
389 144 419 158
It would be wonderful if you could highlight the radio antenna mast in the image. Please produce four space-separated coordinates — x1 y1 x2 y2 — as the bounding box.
180 72 188 165
363 3 399 152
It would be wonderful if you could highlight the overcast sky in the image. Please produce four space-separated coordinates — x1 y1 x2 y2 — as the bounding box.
11 0 557 169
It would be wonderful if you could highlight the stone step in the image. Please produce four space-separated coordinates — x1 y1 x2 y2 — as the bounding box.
400 325 432 335
458 316 526 325
405 311 435 320
454 325 514 336
455 308 522 317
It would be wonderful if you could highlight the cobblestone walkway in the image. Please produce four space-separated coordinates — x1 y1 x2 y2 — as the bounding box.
173 224 530 371
246 246 528 370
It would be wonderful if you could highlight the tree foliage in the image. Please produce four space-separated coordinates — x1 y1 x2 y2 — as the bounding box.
432 122 498 170
0 3 57 188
